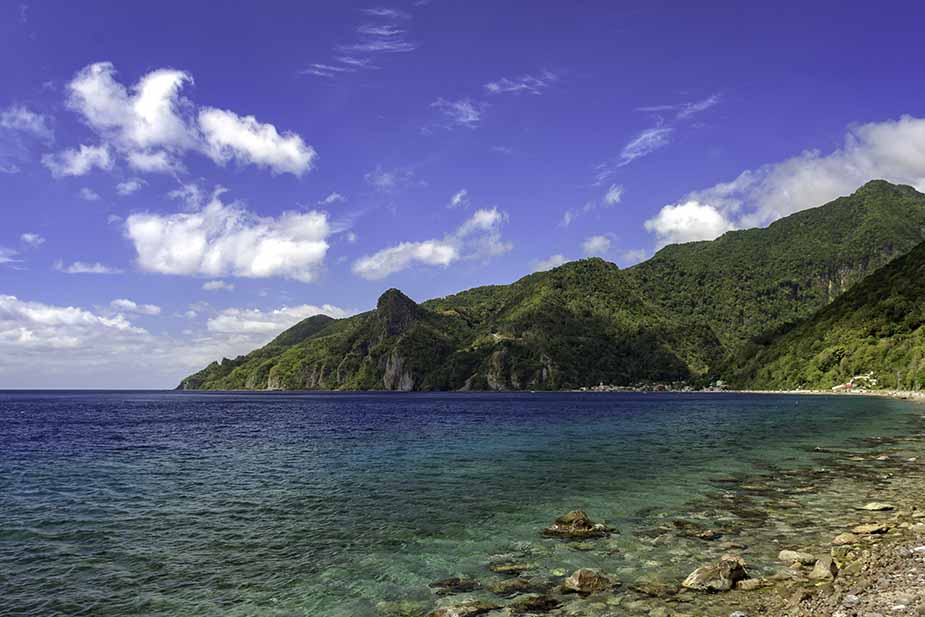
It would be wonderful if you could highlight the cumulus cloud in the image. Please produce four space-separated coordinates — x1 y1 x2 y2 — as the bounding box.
484 71 557 95
207 303 354 334
431 98 482 129
125 191 330 282
645 115 925 246
449 188 469 208
644 200 736 247
353 207 511 279
0 105 54 141
198 108 316 175
202 280 235 291
58 61 316 176
0 294 146 350
110 298 161 315
582 235 612 256
42 144 112 177
532 254 568 272
20 233 45 247
54 260 123 274
116 178 145 195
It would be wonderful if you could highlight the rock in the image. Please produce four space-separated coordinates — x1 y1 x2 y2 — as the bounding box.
843 594 861 607
808 556 838 580
426 600 501 617
489 562 532 575
508 593 560 614
778 549 816 565
561 568 620 594
736 578 767 591
831 546 861 570
489 577 551 597
853 522 889 534
859 502 895 511
730 612 748 617
429 577 481 595
681 554 749 592
542 510 613 539
832 533 859 546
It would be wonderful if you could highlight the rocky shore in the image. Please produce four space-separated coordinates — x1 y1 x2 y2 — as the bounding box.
378 402 925 617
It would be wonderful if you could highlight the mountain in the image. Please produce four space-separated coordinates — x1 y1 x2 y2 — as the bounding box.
179 259 724 391
179 180 925 391
728 240 925 391
626 180 925 349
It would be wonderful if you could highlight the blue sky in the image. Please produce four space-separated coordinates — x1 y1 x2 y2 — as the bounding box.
2 1 925 388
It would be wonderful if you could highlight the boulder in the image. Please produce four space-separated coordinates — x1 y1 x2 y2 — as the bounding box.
681 554 749 592
561 568 620 594
426 600 501 617
808 556 838 580
542 510 613 539
852 522 889 534
777 549 816 565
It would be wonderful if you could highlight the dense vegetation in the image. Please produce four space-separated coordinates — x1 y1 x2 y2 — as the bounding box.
180 180 925 391
729 241 925 391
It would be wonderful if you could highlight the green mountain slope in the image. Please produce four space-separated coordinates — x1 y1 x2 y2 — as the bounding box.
626 180 925 348
179 180 925 391
729 241 925 391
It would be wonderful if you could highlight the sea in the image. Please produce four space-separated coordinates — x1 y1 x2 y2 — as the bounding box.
1 391 922 616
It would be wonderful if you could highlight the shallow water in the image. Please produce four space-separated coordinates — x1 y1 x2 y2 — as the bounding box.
1 391 922 616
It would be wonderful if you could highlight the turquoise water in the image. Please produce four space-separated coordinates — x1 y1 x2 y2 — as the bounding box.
1 391 922 616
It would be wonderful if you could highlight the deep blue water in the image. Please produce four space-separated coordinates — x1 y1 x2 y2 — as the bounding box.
0 391 921 616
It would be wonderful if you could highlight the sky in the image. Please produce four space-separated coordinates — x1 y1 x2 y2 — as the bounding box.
2 1 925 388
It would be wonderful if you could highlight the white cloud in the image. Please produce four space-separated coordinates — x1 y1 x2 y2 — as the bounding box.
644 200 735 247
116 178 145 195
449 188 469 208
0 163 21 174
319 192 345 205
582 235 612 256
484 71 557 96
616 248 648 266
0 294 146 350
0 248 19 265
619 127 673 166
0 105 54 141
364 166 414 191
54 260 123 274
20 233 45 247
431 98 481 129
637 94 721 120
645 115 925 246
532 254 568 272
110 298 161 315
59 62 316 177
207 303 354 334
202 280 235 291
353 207 511 279
42 144 112 177
603 184 623 206
79 187 101 201
198 107 316 175
125 191 330 282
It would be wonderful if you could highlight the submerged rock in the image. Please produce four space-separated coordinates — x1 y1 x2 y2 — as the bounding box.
429 577 481 595
561 568 620 594
859 502 895 511
508 593 561 614
542 510 613 539
488 577 552 597
681 554 749 592
426 600 501 617
853 522 889 534
488 562 532 575
832 532 859 546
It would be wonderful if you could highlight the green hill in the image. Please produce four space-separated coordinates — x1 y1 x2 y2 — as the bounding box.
179 180 925 391
729 240 925 391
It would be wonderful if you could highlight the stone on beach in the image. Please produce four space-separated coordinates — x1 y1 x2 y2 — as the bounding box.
561 568 621 594
808 555 838 580
681 554 749 592
542 510 614 539
853 522 889 534
858 502 895 511
832 532 859 546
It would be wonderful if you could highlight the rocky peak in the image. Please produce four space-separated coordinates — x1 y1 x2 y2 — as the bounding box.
376 288 419 336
